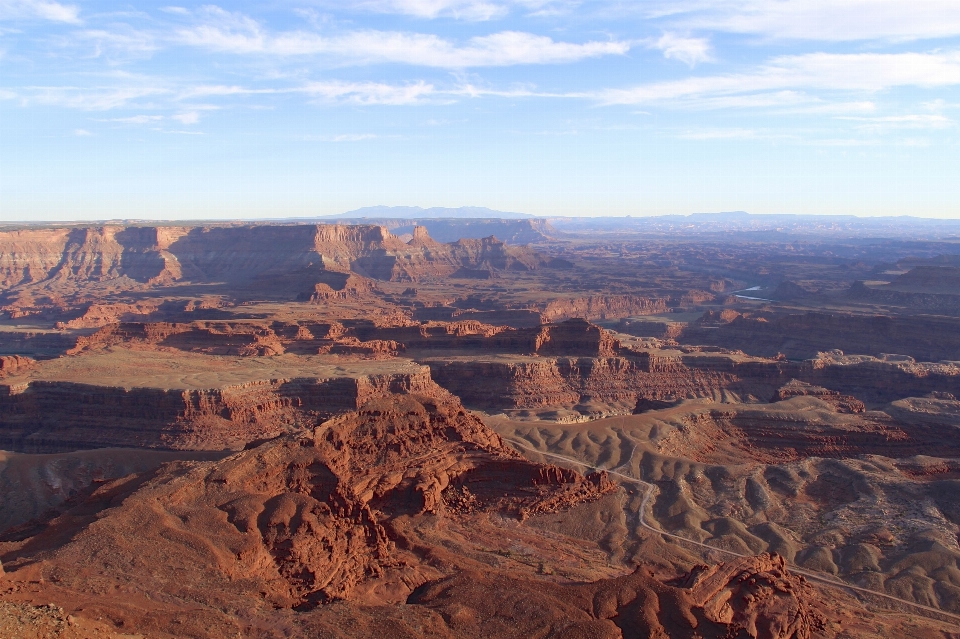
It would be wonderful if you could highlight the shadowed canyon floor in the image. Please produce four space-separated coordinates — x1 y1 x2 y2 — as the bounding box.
2 219 960 637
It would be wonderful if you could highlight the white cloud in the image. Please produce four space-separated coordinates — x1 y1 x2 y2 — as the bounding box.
15 86 168 110
171 111 199 124
318 0 572 21
72 28 159 57
677 128 758 140
838 113 955 130
592 51 960 105
307 133 380 142
302 80 437 105
102 114 164 124
176 8 630 67
350 0 508 20
650 33 713 66
73 128 92 136
667 0 960 42
0 0 79 23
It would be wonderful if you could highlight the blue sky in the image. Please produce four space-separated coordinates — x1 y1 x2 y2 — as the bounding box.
2 0 960 220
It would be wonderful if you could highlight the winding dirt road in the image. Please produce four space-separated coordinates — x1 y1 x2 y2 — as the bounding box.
506 437 960 625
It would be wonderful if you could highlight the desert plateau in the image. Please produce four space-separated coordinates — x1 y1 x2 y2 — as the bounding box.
0 215 957 638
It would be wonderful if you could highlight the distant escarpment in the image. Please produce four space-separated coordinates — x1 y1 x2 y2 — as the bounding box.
681 310 960 361
845 279 960 315
334 217 554 244
414 294 668 328
0 224 558 307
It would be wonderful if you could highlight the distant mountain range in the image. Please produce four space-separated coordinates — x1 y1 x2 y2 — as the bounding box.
330 206 535 219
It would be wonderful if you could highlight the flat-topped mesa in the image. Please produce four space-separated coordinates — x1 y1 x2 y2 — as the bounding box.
533 318 619 356
488 318 620 356
539 295 669 322
0 352 444 452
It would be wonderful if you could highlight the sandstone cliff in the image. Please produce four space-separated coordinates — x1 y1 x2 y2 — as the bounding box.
0 365 441 452
0 224 557 306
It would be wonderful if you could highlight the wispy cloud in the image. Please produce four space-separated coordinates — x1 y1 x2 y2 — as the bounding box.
176 8 630 67
69 27 159 59
591 51 960 105
171 111 199 124
73 127 92 136
837 113 955 131
317 0 574 21
347 0 508 20
302 80 438 105
9 85 169 110
101 114 164 124
0 0 79 23
677 128 758 140
665 0 960 42
306 133 380 142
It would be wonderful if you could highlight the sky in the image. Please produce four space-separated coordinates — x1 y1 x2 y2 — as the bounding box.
2 0 960 220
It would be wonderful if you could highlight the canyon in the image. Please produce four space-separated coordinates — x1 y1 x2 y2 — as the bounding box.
2 217 960 638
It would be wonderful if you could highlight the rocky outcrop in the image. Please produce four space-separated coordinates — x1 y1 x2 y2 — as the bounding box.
539 295 669 322
317 338 404 359
617 317 685 339
68 321 287 356
773 380 865 413
54 301 162 329
679 553 825 639
0 395 614 614
300 273 378 302
408 553 827 639
0 355 34 379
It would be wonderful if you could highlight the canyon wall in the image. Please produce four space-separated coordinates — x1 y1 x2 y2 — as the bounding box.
682 310 960 361
0 224 556 299
0 367 439 452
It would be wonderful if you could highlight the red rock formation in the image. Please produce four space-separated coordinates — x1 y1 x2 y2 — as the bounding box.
0 366 442 452
318 337 404 359
0 226 182 289
678 553 825 639
774 379 865 413
407 553 827 639
539 295 668 322
0 356 34 379
0 395 615 618
682 310 960 361
55 301 162 329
